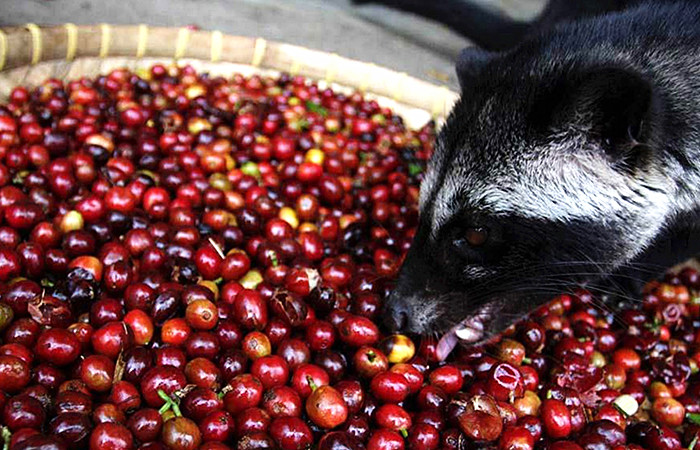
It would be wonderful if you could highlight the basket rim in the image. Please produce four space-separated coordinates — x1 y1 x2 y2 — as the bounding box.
0 24 459 124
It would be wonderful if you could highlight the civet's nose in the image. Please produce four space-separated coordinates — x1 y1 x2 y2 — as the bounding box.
383 295 412 332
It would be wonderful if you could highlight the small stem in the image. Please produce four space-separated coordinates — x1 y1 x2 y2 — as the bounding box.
399 428 408 438
366 350 376 363
306 375 318 392
158 402 171 416
522 356 532 365
208 237 225 260
2 426 10 450
218 384 233 399
171 400 182 417
157 389 182 417
174 384 196 399
157 389 172 404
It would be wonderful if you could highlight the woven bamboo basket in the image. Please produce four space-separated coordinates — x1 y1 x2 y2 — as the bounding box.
0 24 459 129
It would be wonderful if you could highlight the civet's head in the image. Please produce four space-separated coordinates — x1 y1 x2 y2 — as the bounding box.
385 46 688 359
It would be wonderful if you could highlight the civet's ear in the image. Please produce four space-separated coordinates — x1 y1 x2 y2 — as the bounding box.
532 66 656 169
576 67 654 159
455 46 494 90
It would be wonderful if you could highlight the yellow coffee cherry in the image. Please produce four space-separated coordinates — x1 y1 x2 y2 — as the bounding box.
61 211 84 233
185 83 207 99
240 270 263 290
198 280 219 300
298 222 318 233
209 173 232 192
379 334 416 364
305 148 325 165
279 207 299 229
187 117 212 135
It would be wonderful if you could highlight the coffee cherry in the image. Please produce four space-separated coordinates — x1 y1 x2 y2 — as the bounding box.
161 416 202 450
269 417 313 450
306 385 348 429
541 399 572 439
371 371 410 403
89 423 134 450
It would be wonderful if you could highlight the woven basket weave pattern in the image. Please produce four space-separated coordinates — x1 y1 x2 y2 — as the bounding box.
0 24 459 129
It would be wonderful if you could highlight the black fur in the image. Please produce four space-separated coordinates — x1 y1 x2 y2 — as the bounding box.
384 1 700 341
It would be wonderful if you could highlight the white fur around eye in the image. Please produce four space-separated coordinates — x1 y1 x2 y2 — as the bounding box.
428 136 682 265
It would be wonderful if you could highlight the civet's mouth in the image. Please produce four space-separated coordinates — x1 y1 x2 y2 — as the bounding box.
435 306 494 361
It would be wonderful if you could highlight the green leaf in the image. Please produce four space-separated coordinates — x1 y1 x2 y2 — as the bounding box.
688 412 700 426
408 163 423 176
306 101 328 117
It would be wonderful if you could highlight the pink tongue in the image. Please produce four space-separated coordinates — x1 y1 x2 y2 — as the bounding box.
436 330 458 361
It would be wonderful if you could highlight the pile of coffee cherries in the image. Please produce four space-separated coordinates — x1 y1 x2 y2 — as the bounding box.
0 64 697 450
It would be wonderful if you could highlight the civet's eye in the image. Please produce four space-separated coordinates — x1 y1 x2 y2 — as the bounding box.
464 227 489 247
